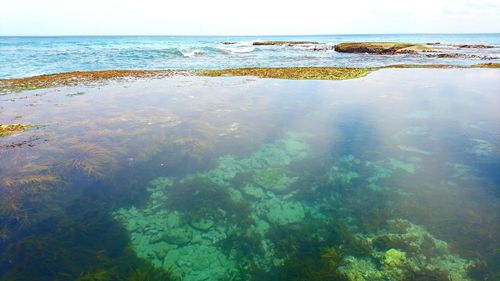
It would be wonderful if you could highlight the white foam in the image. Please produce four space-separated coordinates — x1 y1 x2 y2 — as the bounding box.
181 49 203 57
217 46 255 54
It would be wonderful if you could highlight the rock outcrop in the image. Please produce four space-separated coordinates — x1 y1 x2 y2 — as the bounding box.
334 42 432 55
454 44 495 49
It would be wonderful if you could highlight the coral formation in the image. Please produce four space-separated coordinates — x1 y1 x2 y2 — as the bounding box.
112 131 478 281
112 133 313 281
339 219 476 281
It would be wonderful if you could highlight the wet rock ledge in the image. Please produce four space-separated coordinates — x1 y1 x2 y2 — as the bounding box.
1 64 499 93
334 42 433 54
0 70 191 93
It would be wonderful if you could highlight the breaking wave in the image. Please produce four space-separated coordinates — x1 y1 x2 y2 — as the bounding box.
181 49 204 57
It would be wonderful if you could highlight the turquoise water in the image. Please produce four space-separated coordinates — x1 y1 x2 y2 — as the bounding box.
1 34 500 78
0 69 499 280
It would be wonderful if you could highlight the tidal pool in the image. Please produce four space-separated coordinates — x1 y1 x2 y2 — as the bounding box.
0 69 499 281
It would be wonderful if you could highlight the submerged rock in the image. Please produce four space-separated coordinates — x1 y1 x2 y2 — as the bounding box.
253 168 297 192
263 198 305 225
189 218 214 231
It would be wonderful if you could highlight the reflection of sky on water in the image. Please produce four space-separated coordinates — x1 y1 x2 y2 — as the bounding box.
0 69 499 280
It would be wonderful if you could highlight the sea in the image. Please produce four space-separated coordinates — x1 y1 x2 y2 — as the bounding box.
0 34 499 281
1 34 500 78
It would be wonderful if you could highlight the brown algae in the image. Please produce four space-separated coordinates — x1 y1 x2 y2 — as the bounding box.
198 67 372 80
0 69 191 93
1 64 499 93
0 124 32 137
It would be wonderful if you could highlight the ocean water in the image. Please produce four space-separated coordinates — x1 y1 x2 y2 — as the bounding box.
1 34 500 78
0 69 499 280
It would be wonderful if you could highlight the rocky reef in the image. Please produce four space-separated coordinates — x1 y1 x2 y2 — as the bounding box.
454 44 495 49
198 67 371 80
112 131 479 281
1 63 499 92
340 219 475 281
113 133 314 281
0 70 191 93
334 42 433 54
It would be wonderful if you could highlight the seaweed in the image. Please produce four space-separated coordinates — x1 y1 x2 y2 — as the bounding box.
125 262 179 281
198 67 371 80
0 70 190 93
166 178 254 228
0 124 32 137
0 197 137 281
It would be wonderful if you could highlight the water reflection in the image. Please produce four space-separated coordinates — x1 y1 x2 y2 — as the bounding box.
0 69 499 280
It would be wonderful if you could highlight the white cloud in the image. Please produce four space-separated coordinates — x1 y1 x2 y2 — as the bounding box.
0 0 499 35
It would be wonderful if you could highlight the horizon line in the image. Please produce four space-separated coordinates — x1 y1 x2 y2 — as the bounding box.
1 32 500 37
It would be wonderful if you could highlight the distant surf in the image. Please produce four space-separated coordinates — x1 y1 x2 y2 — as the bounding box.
0 34 499 78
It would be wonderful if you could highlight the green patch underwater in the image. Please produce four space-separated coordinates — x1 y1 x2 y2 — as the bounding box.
113 132 479 281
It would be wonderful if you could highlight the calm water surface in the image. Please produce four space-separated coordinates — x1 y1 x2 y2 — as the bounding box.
0 69 499 280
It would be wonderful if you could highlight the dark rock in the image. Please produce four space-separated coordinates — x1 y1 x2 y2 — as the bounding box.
425 53 496 60
454 44 495 49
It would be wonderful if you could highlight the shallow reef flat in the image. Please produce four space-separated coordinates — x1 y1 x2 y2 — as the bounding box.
1 64 499 93
198 67 371 80
112 129 492 281
0 69 192 93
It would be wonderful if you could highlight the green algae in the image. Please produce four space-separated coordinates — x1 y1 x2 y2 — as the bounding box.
0 70 189 93
198 67 372 80
340 219 476 281
112 133 314 281
253 168 297 192
67 91 86 97
112 132 480 281
472 63 500 68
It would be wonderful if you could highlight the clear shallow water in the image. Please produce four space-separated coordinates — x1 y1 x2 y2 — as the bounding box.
0 69 499 280
1 34 500 78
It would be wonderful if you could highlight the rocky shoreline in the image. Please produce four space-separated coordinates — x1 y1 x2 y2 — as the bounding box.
1 63 498 93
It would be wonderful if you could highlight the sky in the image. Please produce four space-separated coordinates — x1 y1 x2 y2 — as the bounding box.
0 0 499 35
